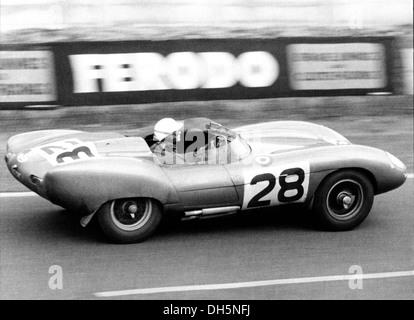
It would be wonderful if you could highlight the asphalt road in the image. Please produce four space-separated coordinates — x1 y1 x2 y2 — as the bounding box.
0 179 413 300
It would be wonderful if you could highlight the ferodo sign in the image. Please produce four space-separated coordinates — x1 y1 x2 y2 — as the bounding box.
53 39 289 105
69 51 280 92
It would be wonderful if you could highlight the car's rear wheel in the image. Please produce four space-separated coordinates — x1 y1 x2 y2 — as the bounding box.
97 198 162 243
312 170 374 231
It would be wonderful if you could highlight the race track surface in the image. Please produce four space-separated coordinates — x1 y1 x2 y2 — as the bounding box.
0 179 413 300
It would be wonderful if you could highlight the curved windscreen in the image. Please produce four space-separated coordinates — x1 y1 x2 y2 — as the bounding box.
205 122 251 162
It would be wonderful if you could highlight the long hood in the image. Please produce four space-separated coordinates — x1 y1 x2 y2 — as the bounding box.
5 130 154 197
6 129 153 159
234 121 351 154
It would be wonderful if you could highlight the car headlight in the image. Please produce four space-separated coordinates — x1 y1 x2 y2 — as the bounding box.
385 152 406 170
5 152 13 161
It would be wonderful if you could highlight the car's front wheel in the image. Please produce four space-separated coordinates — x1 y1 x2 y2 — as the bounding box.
312 170 374 231
97 198 162 243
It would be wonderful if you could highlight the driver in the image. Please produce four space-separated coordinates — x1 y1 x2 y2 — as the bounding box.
151 118 184 164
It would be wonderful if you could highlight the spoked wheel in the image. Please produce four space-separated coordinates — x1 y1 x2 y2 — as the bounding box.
312 170 374 231
97 198 162 243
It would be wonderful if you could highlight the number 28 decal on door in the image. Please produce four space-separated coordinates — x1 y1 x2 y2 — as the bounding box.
242 160 310 209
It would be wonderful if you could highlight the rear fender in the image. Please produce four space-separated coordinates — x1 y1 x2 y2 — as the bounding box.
44 157 179 213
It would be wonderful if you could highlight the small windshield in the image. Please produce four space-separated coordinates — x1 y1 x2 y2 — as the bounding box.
150 120 251 165
203 122 251 162
206 122 237 140
229 134 251 161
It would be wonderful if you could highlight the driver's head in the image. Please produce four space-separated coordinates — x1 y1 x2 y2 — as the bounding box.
154 118 183 142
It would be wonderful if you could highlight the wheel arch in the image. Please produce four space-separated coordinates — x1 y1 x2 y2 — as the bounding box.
307 167 377 210
317 167 378 195
44 157 180 213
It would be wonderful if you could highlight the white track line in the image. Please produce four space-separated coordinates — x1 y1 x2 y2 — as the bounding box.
0 191 38 198
94 270 414 298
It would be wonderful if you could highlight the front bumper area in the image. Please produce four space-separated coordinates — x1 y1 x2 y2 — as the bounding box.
4 152 48 199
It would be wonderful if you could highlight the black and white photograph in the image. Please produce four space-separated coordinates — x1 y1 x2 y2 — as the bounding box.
0 0 413 305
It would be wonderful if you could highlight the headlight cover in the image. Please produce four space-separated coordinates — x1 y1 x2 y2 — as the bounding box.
385 151 406 170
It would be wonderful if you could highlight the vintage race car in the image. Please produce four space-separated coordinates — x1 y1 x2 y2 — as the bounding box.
5 117 407 243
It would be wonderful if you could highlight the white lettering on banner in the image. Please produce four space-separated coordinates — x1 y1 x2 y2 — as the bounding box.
199 52 237 89
69 54 102 92
69 51 279 93
166 52 202 90
0 51 56 102
131 53 168 91
287 43 387 90
238 51 279 88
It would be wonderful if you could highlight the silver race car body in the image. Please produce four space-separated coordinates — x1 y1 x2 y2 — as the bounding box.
5 117 407 243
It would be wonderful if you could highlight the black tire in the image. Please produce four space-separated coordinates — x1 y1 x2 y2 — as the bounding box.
312 170 374 231
97 198 162 244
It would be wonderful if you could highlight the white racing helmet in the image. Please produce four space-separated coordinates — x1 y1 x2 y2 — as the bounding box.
153 118 183 141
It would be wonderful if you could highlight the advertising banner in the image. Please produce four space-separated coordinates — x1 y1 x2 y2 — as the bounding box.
0 37 395 108
69 51 280 93
52 38 393 106
286 43 387 90
0 50 56 103
53 39 291 105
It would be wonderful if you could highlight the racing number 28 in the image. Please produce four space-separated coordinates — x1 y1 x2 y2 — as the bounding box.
247 168 305 208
